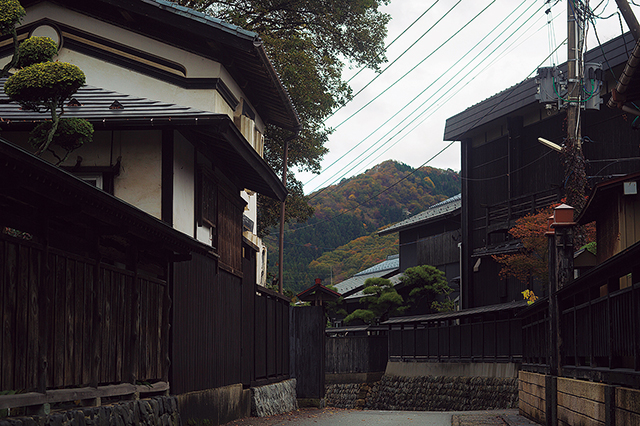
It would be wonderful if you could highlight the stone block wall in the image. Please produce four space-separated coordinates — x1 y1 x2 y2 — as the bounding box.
557 377 606 426
0 397 180 426
251 379 298 417
326 375 518 411
518 371 546 423
616 386 640 424
325 384 371 409
519 371 640 425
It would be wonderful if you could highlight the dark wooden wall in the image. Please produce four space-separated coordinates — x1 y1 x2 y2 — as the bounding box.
171 252 243 394
325 335 388 374
171 251 291 394
1 234 169 392
290 306 324 399
463 102 640 308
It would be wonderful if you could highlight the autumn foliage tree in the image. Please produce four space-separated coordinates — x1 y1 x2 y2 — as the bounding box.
493 202 595 285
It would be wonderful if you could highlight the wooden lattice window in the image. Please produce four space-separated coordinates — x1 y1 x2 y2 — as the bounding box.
198 166 217 229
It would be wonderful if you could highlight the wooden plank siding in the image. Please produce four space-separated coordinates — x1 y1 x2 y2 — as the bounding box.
416 231 460 267
171 251 290 393
325 336 388 374
0 234 168 393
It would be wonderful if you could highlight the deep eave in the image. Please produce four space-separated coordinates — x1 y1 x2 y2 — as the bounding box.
444 32 636 141
17 0 301 132
0 83 288 201
382 300 528 325
0 138 214 260
577 170 640 224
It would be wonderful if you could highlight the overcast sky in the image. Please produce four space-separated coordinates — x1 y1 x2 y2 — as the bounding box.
298 0 634 195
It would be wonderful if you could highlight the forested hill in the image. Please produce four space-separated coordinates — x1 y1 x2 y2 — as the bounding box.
265 160 460 293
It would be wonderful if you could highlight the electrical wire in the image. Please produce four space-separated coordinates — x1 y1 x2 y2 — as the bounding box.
331 1 497 131
343 2 442 86
341 0 462 111
306 1 546 195
306 0 541 192
293 142 455 232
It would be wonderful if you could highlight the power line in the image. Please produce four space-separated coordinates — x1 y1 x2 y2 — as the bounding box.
325 1 547 187
306 0 544 195
306 0 534 191
330 0 497 131
343 1 442 87
291 142 455 233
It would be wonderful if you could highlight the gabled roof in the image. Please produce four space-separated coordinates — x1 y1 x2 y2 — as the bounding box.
332 255 400 296
444 32 636 141
378 194 461 235
297 283 341 302
16 0 300 132
0 81 288 201
577 171 640 224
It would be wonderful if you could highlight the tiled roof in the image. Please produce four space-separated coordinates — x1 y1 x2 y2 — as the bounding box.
379 194 461 235
382 300 528 324
17 0 300 131
343 272 403 300
0 82 288 201
0 81 216 123
332 255 399 296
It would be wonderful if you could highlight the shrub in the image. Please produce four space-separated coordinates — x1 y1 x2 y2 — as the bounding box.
4 61 85 109
0 0 25 35
30 117 94 151
16 36 58 68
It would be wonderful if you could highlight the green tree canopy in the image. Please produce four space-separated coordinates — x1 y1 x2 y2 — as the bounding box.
343 277 403 325
174 0 391 232
398 265 454 313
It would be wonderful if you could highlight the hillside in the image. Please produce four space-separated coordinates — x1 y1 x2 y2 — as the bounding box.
264 160 460 292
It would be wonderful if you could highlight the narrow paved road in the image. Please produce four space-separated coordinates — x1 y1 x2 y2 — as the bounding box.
223 408 538 426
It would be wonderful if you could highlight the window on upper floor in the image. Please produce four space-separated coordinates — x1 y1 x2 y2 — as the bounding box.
197 166 218 247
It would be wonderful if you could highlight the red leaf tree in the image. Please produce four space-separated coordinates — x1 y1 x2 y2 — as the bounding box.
493 202 595 286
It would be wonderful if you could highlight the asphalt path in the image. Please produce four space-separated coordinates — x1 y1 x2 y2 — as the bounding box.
223 408 535 426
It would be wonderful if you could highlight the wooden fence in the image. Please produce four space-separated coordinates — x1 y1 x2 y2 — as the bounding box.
388 318 522 362
384 302 525 363
1 233 169 397
521 240 640 387
290 306 324 399
325 335 388 374
171 252 291 394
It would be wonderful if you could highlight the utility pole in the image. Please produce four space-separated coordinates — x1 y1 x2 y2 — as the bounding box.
566 0 580 151
564 0 587 212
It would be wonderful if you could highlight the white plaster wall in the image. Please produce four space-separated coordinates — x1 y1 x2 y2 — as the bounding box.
11 2 266 134
113 130 163 219
173 132 195 237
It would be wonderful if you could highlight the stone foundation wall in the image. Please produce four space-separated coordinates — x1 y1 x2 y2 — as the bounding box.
0 397 180 426
519 371 640 425
251 379 298 417
518 371 546 424
325 384 371 409
326 375 518 411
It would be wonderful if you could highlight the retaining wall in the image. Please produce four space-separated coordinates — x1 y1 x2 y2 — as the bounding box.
519 371 640 425
326 375 518 411
0 397 180 426
250 379 298 418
